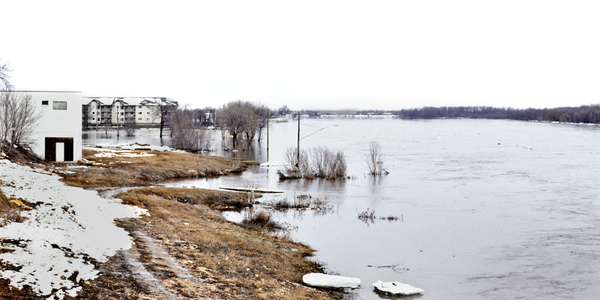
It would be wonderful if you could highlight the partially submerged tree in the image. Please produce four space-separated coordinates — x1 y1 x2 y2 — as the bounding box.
170 105 212 151
151 98 178 138
217 100 270 148
365 141 388 175
218 100 248 148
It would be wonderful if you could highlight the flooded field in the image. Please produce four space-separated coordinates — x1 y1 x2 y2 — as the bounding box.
88 119 600 299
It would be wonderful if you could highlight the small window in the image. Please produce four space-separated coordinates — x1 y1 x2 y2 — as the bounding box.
138 112 142 114
42 100 49 105
147 112 150 114
138 118 142 120
147 118 149 120
92 112 95 114
121 112 124 115
53 101 67 110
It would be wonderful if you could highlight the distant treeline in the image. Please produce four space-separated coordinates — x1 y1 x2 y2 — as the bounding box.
392 105 600 124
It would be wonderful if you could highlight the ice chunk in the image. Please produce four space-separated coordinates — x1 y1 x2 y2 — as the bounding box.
373 280 424 296
302 273 361 288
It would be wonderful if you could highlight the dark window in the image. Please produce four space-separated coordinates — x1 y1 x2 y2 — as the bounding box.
42 100 49 105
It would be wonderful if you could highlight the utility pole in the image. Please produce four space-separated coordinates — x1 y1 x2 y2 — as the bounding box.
267 109 270 162
296 111 300 169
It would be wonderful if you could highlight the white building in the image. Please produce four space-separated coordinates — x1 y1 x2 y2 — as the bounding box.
23 91 83 162
83 97 177 127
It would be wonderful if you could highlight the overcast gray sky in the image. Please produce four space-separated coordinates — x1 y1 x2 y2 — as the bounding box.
2 0 600 110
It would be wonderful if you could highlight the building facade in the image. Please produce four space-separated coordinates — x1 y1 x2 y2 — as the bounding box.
18 91 84 162
83 97 177 128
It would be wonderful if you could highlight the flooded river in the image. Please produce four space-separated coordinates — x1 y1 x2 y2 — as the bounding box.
86 119 600 299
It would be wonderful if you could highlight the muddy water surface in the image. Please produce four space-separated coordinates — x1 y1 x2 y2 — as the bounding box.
135 119 600 299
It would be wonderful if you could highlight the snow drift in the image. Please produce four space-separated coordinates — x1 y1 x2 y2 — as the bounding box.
0 159 148 298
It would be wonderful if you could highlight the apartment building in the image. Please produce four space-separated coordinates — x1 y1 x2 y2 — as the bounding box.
83 97 177 127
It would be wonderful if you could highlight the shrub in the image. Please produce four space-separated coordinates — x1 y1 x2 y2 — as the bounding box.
280 146 346 180
241 210 281 231
365 141 388 176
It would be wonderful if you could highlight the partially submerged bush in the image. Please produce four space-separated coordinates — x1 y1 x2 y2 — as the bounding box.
365 141 388 176
280 146 347 180
266 194 333 213
358 208 401 224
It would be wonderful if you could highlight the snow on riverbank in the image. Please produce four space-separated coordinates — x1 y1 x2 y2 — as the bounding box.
0 159 148 298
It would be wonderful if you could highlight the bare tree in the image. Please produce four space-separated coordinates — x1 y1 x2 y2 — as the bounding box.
0 61 42 150
365 141 388 175
170 105 212 151
218 100 271 148
0 61 11 91
253 103 269 141
151 98 178 138
0 92 41 148
218 100 250 148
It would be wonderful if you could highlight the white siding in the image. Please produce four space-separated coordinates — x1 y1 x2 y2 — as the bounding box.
27 91 83 161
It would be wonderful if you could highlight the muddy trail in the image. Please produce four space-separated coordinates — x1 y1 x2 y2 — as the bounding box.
75 219 223 300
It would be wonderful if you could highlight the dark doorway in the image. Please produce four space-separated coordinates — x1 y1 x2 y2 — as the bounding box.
45 137 74 162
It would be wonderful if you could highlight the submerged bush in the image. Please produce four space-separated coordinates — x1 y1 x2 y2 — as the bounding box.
280 146 347 180
266 194 333 213
365 141 388 176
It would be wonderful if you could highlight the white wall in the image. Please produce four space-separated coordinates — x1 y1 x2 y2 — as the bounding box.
27 91 83 161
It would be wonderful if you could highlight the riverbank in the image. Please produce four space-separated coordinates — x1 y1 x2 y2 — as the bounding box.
0 149 341 299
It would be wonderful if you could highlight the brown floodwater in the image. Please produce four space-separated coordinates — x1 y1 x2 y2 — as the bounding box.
102 118 600 299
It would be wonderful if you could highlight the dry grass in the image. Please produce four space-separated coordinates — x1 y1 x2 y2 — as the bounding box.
240 210 282 232
0 149 340 299
118 186 257 211
61 149 256 188
0 189 25 227
0 189 12 211
76 187 340 299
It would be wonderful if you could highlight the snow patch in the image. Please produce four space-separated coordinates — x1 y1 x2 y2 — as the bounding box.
0 160 147 298
90 148 155 158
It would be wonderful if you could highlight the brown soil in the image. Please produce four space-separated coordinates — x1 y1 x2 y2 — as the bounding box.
0 150 342 299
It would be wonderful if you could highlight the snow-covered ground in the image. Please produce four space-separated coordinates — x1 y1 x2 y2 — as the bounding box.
0 159 148 299
88 148 156 158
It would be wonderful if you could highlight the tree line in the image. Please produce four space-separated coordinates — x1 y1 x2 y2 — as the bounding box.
165 100 270 151
394 105 600 124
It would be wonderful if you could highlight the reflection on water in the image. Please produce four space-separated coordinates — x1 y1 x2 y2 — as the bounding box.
100 119 600 299
83 128 173 147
